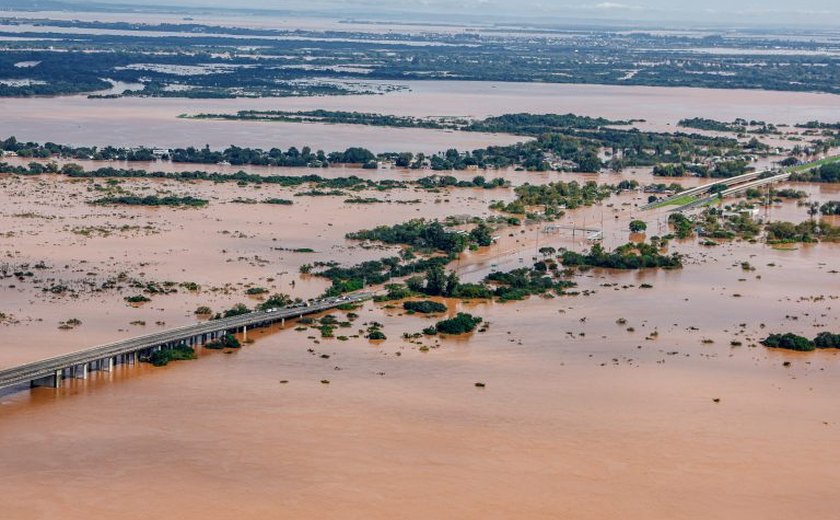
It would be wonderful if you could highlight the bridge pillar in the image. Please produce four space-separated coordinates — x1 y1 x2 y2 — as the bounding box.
31 369 62 388
281 317 285 328
71 363 88 379
243 325 247 342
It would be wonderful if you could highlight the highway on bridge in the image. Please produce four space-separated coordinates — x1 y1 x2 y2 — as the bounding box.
0 292 373 391
672 171 793 212
641 169 767 210
644 155 839 213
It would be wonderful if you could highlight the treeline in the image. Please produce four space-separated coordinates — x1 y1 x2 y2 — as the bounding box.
796 121 840 130
313 256 456 296
561 242 682 269
464 113 633 134
652 160 751 178
189 111 632 135
0 136 377 167
0 136 158 161
346 219 494 254
187 110 456 130
0 113 749 175
490 180 619 216
0 162 509 195
416 175 508 189
765 220 840 243
0 161 398 188
678 118 744 132
91 195 208 208
789 162 840 183
170 145 376 167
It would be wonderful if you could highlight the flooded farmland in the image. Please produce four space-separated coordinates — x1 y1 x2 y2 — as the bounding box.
2 81 840 151
2 138 840 518
0 16 840 514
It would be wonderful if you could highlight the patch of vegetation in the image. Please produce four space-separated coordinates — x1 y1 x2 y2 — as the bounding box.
147 345 196 366
765 220 840 243
561 242 682 270
92 194 208 207
213 303 251 319
403 300 448 314
205 334 241 350
761 333 815 352
789 161 840 183
629 220 647 233
347 218 493 254
814 332 840 349
484 262 576 301
366 322 386 340
820 201 840 216
257 293 294 311
678 117 744 133
490 180 615 217
435 313 483 335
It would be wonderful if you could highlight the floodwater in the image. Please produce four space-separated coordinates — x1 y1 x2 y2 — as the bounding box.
2 83 840 517
2 163 840 519
2 80 840 152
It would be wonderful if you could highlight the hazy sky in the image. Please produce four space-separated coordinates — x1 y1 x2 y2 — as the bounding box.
68 0 840 27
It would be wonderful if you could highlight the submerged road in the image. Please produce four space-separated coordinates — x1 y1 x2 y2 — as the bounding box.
0 292 373 390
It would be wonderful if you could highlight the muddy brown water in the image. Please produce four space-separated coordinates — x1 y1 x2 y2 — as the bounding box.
1 92 840 517
2 80 840 152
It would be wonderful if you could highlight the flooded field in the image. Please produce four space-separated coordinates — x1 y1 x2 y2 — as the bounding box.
2 81 840 152
1 175 839 518
1 78 840 518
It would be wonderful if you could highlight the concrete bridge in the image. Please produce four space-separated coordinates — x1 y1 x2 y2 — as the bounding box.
0 292 372 391
643 155 839 212
641 169 769 210
672 171 793 212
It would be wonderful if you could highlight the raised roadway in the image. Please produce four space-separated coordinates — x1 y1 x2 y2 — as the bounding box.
0 292 373 390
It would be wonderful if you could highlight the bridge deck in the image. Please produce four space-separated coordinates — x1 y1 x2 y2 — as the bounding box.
671 172 793 212
0 293 371 389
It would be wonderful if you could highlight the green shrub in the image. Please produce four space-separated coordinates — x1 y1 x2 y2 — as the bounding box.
205 334 241 350
814 332 840 349
761 333 815 352
435 313 483 335
403 300 448 314
147 345 196 366
367 330 386 340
